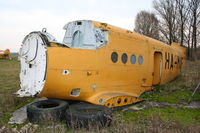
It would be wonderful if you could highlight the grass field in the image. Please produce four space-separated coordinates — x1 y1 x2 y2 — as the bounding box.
0 57 200 133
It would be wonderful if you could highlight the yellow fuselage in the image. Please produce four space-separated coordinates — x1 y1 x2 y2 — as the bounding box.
38 21 186 107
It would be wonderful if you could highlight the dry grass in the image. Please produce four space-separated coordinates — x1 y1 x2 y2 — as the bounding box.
0 57 30 124
182 60 200 89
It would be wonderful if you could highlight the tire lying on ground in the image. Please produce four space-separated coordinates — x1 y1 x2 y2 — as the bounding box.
65 102 112 129
27 99 69 124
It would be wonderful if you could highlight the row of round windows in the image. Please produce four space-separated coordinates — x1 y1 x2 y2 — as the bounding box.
111 52 143 64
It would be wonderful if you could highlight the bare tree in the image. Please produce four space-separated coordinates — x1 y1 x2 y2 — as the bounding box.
175 0 190 46
185 17 193 59
153 0 178 44
189 0 200 60
134 10 159 40
153 0 200 60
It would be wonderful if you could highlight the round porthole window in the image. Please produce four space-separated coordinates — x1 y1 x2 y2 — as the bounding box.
111 52 118 63
138 56 143 64
121 53 128 64
130 55 136 64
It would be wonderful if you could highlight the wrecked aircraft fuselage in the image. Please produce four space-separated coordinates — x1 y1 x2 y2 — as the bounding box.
17 20 186 107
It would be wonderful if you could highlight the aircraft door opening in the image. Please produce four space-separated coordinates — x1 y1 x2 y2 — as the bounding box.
153 52 162 85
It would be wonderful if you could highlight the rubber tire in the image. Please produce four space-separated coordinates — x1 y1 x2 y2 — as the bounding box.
27 99 69 124
66 102 112 129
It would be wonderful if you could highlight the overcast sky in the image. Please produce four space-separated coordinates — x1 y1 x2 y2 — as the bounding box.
0 0 153 52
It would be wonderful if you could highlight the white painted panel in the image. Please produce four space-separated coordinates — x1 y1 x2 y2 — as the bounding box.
17 32 47 97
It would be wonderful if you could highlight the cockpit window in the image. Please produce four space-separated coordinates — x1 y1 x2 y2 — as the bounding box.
63 21 108 50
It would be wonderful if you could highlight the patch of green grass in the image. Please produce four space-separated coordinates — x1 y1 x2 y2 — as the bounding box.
161 108 200 125
142 89 200 103
1 113 12 124
122 107 200 126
